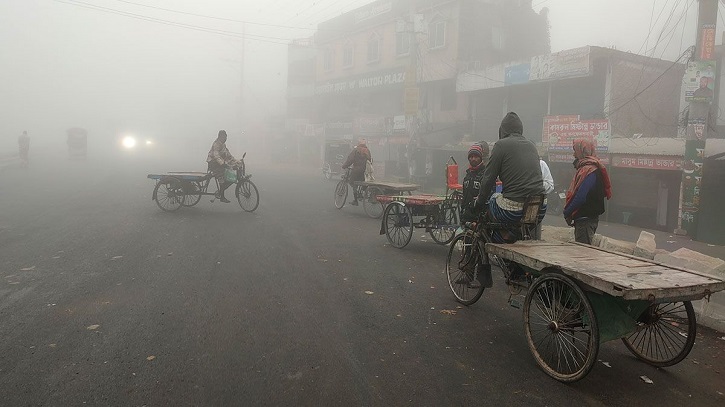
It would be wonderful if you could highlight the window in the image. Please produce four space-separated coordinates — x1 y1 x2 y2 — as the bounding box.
491 25 505 50
323 48 334 72
342 44 354 68
396 32 410 56
367 33 381 63
429 20 446 49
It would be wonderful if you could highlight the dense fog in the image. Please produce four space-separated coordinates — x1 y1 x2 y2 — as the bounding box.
0 0 704 158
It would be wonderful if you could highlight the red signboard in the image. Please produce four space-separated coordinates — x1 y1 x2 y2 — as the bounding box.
611 155 683 171
542 115 579 143
547 119 610 151
700 25 716 61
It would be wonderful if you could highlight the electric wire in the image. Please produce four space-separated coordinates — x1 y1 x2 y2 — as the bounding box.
52 0 313 46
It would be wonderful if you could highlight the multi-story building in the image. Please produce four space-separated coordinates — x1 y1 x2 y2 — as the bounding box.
285 0 550 180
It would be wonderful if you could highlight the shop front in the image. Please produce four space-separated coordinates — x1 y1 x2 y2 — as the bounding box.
608 154 683 231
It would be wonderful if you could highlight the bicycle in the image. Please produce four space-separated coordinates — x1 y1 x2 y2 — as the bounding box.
445 195 545 305
148 153 260 212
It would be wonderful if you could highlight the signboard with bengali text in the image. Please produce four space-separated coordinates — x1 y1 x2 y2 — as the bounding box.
611 155 682 171
545 116 610 163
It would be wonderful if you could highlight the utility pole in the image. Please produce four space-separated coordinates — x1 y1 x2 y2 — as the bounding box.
240 22 246 131
676 0 718 237
403 1 422 182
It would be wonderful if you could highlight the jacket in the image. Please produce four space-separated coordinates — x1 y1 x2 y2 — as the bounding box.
477 112 544 205
342 145 371 172
563 170 606 219
460 164 486 222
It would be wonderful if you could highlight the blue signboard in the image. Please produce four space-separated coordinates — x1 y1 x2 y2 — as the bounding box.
505 63 531 86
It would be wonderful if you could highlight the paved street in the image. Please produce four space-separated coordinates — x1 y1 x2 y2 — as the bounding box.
1 148 724 406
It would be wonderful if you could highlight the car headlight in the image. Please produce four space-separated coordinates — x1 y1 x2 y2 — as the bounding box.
122 136 137 149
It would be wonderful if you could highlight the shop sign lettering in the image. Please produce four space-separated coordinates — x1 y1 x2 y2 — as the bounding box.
612 156 683 170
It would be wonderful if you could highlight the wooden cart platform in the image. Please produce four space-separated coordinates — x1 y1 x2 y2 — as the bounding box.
376 194 447 206
486 241 725 302
353 181 419 192
147 171 210 181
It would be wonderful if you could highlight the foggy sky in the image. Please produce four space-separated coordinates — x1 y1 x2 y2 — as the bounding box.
0 0 717 152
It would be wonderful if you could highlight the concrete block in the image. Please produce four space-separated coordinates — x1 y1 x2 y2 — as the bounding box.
591 233 604 247
693 292 725 333
541 226 574 243
655 248 725 276
601 237 635 255
633 231 657 259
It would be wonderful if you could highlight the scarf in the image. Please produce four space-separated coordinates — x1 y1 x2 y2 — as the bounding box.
468 161 485 171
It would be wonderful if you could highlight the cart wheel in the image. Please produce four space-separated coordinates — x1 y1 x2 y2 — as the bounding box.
323 162 332 180
622 301 696 367
363 186 384 219
153 176 184 212
446 232 485 305
383 202 413 248
430 204 458 245
236 179 260 212
524 274 599 383
182 181 203 207
334 179 348 209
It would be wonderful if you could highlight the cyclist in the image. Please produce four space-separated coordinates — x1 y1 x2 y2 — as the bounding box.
341 138 372 206
473 112 546 241
465 112 546 286
206 130 238 203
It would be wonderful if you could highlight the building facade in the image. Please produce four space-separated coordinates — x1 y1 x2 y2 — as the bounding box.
285 0 549 179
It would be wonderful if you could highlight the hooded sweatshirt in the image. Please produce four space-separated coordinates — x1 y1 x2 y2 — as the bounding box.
476 112 544 204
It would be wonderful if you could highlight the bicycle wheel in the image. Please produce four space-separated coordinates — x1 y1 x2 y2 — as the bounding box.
363 186 384 219
334 179 348 209
430 204 458 245
446 233 485 305
622 301 696 367
182 181 203 207
236 179 260 212
524 274 599 382
153 176 184 212
383 202 413 248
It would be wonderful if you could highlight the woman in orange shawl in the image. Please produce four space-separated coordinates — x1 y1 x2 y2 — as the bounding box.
563 139 612 244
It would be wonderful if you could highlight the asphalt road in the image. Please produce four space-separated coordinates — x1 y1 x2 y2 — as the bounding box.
1 149 723 406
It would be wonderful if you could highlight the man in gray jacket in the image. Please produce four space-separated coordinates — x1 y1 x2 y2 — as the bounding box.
475 112 545 212
467 112 546 285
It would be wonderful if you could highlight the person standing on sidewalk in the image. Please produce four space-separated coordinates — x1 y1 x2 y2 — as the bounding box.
563 139 612 244
18 130 30 166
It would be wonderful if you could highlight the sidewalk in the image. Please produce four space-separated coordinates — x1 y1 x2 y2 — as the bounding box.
542 214 725 260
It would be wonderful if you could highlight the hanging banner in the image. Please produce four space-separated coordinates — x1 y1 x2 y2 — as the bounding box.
680 139 706 235
700 24 716 61
684 61 716 102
